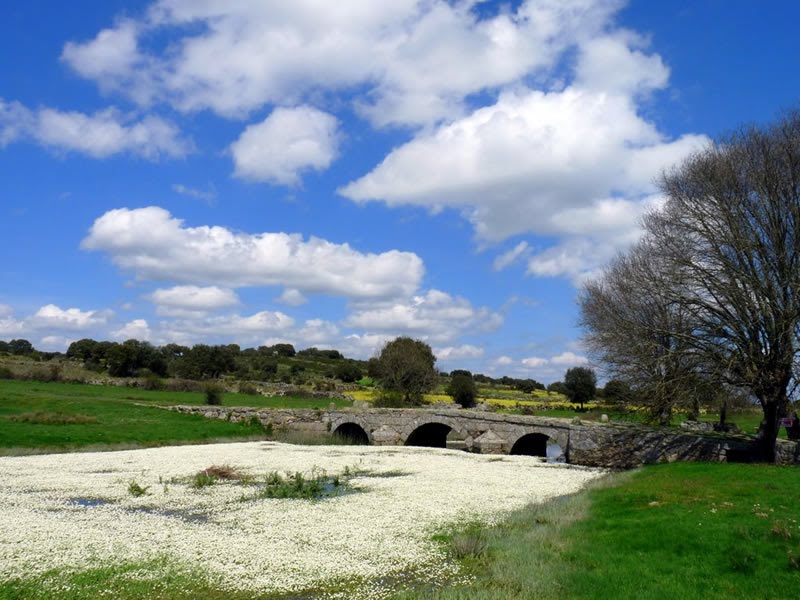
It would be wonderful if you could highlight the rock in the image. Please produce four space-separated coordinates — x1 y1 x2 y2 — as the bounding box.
680 420 715 432
600 414 609 423
353 400 371 410
473 430 505 454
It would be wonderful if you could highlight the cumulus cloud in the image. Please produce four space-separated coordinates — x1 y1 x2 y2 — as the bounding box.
345 289 502 343
159 310 295 346
149 285 239 317
29 304 112 330
435 345 484 361
493 356 514 367
60 0 619 125
341 85 708 277
112 319 153 341
298 319 340 346
230 106 339 185
521 356 549 368
82 207 424 300
275 289 308 307
550 351 589 366
0 304 112 339
0 99 190 159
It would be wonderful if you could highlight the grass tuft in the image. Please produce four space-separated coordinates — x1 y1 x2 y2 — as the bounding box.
127 480 149 497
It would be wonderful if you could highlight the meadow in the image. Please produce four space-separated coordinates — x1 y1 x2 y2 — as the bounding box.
0 379 352 454
1 377 796 598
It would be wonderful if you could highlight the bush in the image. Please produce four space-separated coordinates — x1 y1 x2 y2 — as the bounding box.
204 383 224 405
139 370 165 390
238 382 259 395
447 372 477 408
0 366 14 379
334 362 362 383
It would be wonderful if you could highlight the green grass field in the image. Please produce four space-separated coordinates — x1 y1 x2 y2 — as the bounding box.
0 379 352 453
401 462 800 599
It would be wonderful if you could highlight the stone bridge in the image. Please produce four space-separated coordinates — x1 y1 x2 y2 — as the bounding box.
171 406 800 469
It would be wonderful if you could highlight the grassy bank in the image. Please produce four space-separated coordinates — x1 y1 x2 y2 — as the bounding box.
404 462 800 599
0 379 350 453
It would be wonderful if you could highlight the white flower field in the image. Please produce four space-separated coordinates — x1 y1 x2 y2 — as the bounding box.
0 443 605 597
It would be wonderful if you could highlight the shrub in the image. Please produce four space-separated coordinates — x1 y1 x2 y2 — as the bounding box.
238 382 259 395
204 383 224 405
334 362 362 383
139 370 165 390
447 372 477 408
0 366 14 379
451 525 489 560
128 480 150 497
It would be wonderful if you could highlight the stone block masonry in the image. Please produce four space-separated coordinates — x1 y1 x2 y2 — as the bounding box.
168 406 799 469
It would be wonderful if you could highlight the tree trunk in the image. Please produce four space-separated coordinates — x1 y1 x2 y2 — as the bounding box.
758 400 781 463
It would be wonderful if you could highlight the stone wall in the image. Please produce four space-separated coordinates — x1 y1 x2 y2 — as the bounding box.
169 405 799 469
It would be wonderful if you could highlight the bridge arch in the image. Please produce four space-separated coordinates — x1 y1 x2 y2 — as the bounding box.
402 417 469 450
330 417 372 445
510 433 549 456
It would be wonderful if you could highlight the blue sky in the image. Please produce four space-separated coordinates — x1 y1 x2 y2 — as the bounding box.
1 1 799 382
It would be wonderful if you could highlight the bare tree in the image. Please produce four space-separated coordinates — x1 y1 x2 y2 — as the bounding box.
580 239 716 424
583 110 800 460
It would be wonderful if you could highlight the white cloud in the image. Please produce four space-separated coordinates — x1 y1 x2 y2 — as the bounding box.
82 207 424 300
493 241 530 271
113 319 153 341
60 0 620 126
61 20 149 100
160 310 295 346
0 98 190 159
550 351 589 366
149 285 239 317
0 315 25 337
275 289 308 307
575 32 669 95
0 304 112 339
29 304 112 331
493 356 514 367
230 106 339 185
338 333 394 360
172 183 216 202
345 289 502 343
0 99 30 147
522 356 549 368
38 336 75 352
341 85 708 278
435 345 484 361
298 319 340 346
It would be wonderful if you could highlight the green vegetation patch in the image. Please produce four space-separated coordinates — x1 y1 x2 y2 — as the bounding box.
403 463 800 600
0 380 268 452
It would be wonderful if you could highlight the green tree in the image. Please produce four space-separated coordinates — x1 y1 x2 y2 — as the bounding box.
66 338 98 362
376 337 437 405
447 371 477 408
564 367 597 410
335 362 362 383
602 379 633 405
8 339 34 356
547 381 568 396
